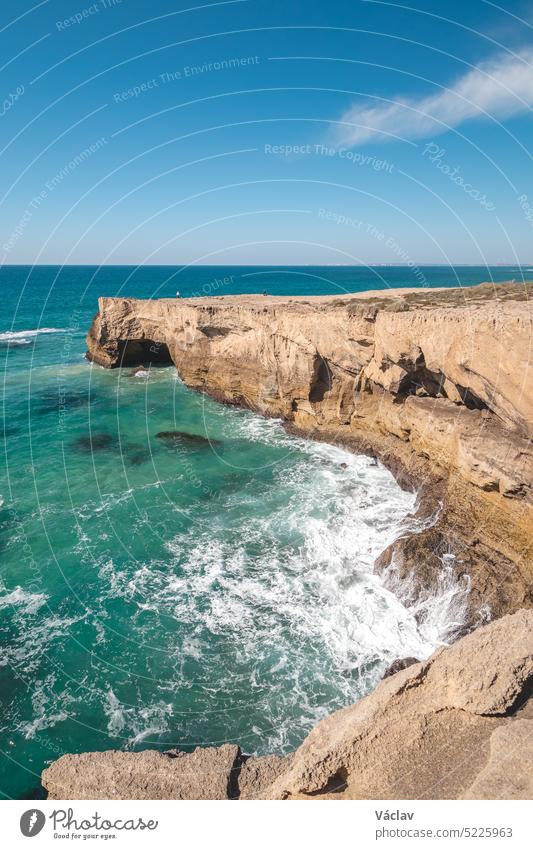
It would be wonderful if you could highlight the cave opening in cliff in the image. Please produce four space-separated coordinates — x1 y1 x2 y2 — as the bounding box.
309 354 333 403
118 338 173 367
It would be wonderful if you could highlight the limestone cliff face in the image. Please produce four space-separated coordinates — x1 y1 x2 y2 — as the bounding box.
40 286 533 802
87 283 533 625
42 610 533 800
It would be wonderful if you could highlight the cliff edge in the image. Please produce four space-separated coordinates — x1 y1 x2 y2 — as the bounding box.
52 282 533 801
86 282 533 627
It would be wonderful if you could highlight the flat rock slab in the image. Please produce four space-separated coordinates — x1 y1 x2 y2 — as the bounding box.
42 744 240 800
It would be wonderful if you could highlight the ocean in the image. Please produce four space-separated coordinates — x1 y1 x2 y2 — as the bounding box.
1 264 531 799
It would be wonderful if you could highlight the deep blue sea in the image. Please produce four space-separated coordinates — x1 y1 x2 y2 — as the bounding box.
1 265 531 799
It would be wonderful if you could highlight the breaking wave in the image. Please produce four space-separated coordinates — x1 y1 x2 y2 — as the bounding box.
380 503 473 645
1 391 470 760
87 413 467 753
0 328 65 347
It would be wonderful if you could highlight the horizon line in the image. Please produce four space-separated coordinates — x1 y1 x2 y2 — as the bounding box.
2 262 533 269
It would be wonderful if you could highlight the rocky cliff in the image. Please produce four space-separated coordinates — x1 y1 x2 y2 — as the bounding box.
86 283 533 628
56 282 533 801
42 609 533 799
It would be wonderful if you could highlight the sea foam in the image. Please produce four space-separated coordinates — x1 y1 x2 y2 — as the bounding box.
0 328 65 347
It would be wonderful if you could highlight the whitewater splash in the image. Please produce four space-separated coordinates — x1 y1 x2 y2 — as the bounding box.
92 411 468 752
379 503 474 645
1 395 470 759
0 328 65 346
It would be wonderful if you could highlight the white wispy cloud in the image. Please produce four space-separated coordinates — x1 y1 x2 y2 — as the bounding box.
333 49 533 147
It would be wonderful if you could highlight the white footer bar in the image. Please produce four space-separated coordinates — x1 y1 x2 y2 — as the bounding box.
3 799 531 848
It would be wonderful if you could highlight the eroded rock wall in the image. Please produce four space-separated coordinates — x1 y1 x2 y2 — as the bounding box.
43 286 533 802
86 284 533 626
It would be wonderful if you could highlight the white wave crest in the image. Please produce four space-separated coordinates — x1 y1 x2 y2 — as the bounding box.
0 585 47 615
381 546 473 646
21 674 72 740
104 689 173 746
0 328 65 346
95 421 462 752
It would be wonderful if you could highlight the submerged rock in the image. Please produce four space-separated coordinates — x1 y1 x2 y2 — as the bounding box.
73 433 117 452
121 442 152 466
36 388 94 414
155 430 222 448
2 425 20 437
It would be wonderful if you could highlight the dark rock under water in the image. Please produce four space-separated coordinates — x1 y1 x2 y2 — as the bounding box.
2 425 20 438
73 433 117 452
124 443 152 465
155 430 223 448
36 388 96 414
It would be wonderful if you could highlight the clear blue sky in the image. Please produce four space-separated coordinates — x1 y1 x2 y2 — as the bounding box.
1 0 532 265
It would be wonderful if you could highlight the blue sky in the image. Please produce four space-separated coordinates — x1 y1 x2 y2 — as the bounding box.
1 0 532 265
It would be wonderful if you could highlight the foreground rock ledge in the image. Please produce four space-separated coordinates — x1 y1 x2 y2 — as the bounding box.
86 283 533 625
42 610 533 799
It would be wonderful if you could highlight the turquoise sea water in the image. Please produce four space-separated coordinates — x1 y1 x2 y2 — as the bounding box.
1 264 531 799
